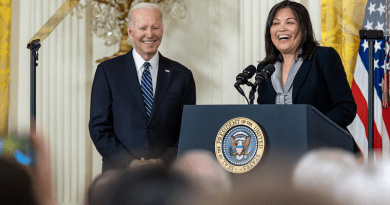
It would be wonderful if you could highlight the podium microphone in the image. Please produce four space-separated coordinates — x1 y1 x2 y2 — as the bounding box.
234 65 256 97
254 64 275 86
248 64 275 104
235 65 257 85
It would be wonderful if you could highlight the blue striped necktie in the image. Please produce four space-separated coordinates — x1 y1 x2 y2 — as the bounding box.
141 62 153 120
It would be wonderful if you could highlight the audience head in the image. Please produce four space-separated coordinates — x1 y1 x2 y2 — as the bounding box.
291 148 390 204
330 159 390 205
87 167 196 205
171 149 232 199
292 148 359 194
87 169 126 205
0 158 38 205
0 129 54 205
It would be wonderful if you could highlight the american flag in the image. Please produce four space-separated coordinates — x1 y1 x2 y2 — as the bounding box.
348 0 390 160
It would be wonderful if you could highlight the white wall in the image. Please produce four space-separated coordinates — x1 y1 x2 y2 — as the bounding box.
9 0 321 204
159 0 241 105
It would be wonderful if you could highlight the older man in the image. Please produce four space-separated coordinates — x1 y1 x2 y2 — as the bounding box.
89 3 196 171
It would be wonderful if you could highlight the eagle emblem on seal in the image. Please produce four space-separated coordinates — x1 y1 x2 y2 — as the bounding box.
229 131 252 160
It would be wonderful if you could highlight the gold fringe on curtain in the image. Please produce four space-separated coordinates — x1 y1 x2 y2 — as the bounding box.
0 0 12 134
321 0 367 85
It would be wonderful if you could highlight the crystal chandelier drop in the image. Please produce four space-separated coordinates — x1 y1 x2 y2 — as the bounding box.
72 0 186 62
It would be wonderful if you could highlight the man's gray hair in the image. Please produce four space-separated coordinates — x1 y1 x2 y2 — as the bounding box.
127 3 163 30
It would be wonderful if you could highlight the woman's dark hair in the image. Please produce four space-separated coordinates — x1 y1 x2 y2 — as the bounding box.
261 0 319 64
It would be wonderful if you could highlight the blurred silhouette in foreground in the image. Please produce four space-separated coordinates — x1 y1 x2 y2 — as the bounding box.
293 148 390 205
171 150 232 203
0 158 38 205
0 129 55 205
293 148 359 194
87 167 198 205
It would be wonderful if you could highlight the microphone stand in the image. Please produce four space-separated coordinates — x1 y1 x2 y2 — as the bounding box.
27 39 41 134
235 81 255 105
249 83 257 105
25 0 80 134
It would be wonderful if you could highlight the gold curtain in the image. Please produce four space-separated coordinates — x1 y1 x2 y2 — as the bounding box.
321 0 367 85
0 0 12 134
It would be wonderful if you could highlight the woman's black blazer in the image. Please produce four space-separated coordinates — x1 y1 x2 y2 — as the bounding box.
257 46 357 130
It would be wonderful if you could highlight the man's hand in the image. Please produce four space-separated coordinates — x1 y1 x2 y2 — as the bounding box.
127 158 164 171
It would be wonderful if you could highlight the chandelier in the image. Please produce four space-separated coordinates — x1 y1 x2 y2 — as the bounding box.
73 0 186 62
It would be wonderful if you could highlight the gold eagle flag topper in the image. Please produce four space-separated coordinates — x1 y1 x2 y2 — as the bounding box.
27 0 80 48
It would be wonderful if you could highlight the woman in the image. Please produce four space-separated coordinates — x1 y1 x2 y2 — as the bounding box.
257 0 356 130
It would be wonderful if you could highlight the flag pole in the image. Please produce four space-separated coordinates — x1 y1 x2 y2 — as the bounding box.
359 30 383 162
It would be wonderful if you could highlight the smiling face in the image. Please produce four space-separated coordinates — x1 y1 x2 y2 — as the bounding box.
270 8 302 56
127 8 163 61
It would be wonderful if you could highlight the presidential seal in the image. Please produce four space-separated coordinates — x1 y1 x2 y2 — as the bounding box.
215 117 265 174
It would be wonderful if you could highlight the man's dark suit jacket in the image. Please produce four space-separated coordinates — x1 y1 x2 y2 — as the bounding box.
257 46 357 130
89 50 196 171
